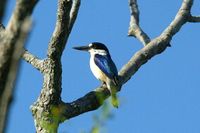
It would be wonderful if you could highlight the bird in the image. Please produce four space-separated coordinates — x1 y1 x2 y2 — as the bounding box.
73 42 120 108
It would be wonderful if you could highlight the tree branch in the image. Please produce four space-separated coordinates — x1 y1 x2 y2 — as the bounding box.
0 0 38 104
30 0 81 132
22 49 45 73
6 0 38 35
47 0 73 59
0 0 37 132
22 0 199 132
128 0 150 45
60 0 198 121
63 87 110 119
0 0 38 100
188 15 200 22
121 0 195 83
160 0 193 39
69 0 81 32
47 0 80 59
0 18 32 133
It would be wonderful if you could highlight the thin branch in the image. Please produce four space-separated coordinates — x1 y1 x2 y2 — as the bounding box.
128 0 150 46
188 15 200 22
47 0 73 59
160 0 193 39
0 0 38 132
6 0 38 35
122 0 194 83
0 0 38 97
0 17 32 133
26 0 199 132
69 0 81 32
60 0 197 120
47 0 80 59
22 49 44 73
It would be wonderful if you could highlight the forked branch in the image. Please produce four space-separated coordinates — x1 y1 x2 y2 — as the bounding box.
128 0 151 45
20 0 199 132
62 0 199 120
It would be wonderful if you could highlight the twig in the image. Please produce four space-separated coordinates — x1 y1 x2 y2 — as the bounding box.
128 0 150 46
22 49 44 73
188 15 200 22
69 0 81 31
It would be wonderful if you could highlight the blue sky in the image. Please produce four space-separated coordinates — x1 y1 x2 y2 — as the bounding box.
3 0 200 133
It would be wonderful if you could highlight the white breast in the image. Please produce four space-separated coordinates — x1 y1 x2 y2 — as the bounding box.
90 55 107 83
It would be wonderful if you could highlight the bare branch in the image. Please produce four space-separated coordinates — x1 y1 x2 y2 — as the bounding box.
6 0 38 35
20 0 198 132
59 0 197 120
63 87 110 119
161 0 193 39
0 0 38 132
0 17 32 133
128 0 150 45
69 0 81 31
47 0 80 59
188 15 200 22
122 0 194 83
0 0 38 98
47 0 73 59
30 0 81 132
22 49 44 73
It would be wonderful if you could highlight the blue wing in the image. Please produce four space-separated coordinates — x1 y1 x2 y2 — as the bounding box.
94 54 119 85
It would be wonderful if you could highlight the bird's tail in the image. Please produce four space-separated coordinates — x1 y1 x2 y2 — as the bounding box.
111 93 119 108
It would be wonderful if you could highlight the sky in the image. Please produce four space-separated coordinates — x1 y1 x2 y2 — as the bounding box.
3 0 200 133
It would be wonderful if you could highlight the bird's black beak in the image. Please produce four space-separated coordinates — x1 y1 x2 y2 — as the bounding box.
73 45 90 51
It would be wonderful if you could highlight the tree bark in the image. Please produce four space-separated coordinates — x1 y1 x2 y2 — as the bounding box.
22 0 81 132
20 0 200 132
0 0 38 132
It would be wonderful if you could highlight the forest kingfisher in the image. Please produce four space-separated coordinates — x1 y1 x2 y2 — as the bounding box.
73 42 120 108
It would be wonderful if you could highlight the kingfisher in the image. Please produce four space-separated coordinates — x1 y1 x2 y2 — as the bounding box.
73 42 120 108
